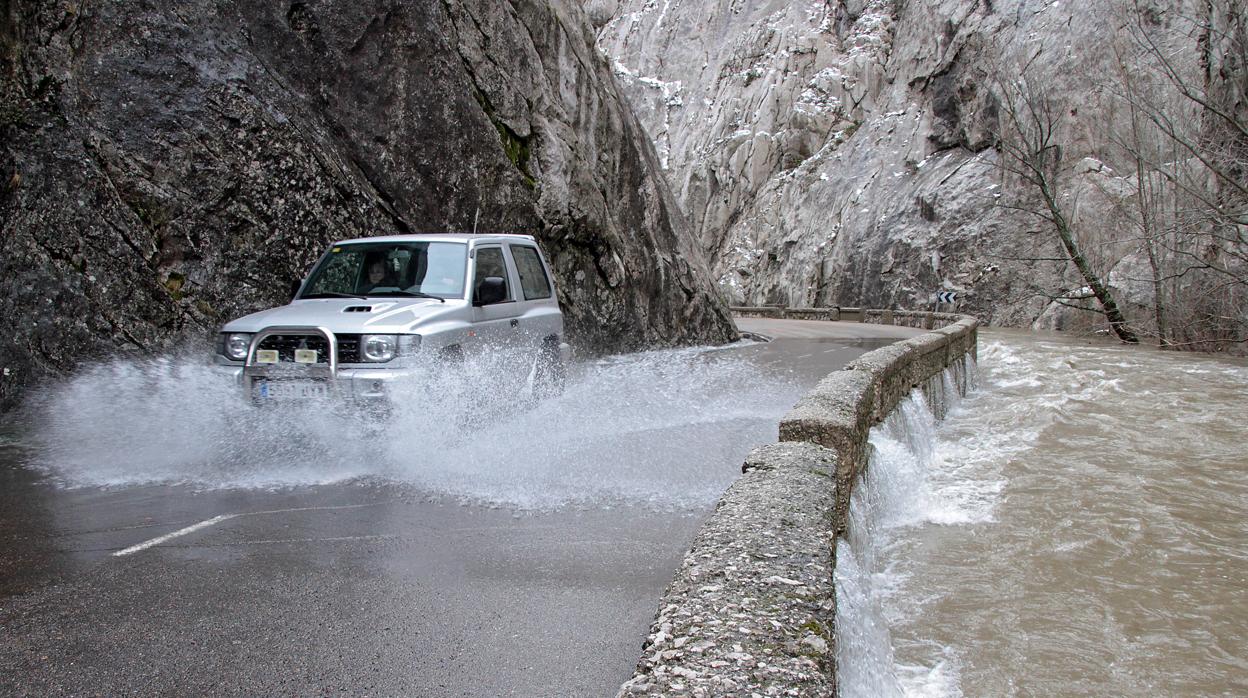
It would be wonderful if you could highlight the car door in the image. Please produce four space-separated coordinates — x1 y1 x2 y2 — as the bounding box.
507 242 562 346
467 244 525 369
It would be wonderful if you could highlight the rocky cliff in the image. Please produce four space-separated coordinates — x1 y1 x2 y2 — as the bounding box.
0 0 737 409
592 0 1246 343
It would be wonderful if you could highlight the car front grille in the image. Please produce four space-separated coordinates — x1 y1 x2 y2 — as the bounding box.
256 334 361 363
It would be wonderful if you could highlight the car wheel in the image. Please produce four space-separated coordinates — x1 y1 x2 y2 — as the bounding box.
534 340 565 398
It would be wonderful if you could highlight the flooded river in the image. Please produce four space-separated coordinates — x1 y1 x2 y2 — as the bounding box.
838 329 1248 696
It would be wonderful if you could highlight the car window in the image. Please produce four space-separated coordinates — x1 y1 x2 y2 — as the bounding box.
305 248 365 296
302 242 467 299
511 245 552 300
473 246 510 300
418 243 469 297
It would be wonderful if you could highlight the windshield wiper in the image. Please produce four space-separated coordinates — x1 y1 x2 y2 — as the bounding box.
370 290 447 302
301 291 368 300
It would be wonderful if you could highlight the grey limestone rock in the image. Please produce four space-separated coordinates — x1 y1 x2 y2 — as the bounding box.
591 0 1239 335
0 0 736 409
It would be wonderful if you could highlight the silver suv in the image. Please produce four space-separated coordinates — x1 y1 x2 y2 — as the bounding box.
214 234 570 404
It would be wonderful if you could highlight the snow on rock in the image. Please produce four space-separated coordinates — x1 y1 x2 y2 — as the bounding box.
589 0 1212 329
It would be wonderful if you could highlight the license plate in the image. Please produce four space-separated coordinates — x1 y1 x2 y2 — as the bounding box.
255 380 329 400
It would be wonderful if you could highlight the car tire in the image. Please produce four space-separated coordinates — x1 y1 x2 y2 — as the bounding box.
534 339 565 398
436 344 465 367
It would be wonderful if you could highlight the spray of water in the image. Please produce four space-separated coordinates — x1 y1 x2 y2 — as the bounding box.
27 344 803 510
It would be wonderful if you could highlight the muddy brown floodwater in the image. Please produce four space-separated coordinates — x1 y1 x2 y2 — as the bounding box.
837 329 1248 697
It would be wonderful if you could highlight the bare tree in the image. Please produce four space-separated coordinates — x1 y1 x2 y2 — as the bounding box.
1102 0 1248 351
1109 36 1180 346
992 60 1141 344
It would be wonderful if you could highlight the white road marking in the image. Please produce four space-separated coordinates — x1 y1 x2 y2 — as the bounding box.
112 514 237 557
796 353 814 359
238 503 383 517
111 503 388 557
213 535 396 546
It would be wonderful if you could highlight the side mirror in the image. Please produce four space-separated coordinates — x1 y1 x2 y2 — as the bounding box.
290 279 303 300
473 276 507 306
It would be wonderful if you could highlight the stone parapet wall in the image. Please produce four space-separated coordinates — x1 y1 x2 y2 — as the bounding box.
863 308 965 329
730 305 869 322
779 313 977 529
618 442 839 697
729 306 963 328
620 309 978 696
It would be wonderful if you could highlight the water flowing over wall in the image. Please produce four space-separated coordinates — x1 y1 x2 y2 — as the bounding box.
834 362 976 696
779 312 976 527
619 310 977 696
836 336 1248 695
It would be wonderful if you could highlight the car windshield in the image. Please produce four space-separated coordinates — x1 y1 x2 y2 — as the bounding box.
300 241 468 299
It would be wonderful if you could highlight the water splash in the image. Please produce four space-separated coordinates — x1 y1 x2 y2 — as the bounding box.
26 344 803 510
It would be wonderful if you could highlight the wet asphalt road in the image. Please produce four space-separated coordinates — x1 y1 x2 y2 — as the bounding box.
0 319 920 696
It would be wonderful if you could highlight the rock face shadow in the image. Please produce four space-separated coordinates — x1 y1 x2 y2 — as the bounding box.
0 0 736 412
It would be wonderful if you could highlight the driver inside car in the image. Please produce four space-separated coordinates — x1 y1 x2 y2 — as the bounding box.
360 256 396 294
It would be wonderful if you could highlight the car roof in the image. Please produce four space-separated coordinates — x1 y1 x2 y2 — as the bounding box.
332 233 539 246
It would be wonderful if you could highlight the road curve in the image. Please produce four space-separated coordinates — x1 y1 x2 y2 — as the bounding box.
0 319 921 696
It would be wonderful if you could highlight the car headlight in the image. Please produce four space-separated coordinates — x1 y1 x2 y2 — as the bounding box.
361 334 398 362
220 332 253 361
359 334 420 363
